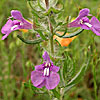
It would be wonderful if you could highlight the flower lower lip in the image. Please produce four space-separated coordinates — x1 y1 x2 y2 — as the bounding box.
44 68 49 76
84 22 92 28
11 25 18 30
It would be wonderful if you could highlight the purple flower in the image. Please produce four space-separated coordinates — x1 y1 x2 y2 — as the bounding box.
1 10 33 40
68 8 100 36
31 51 60 90
68 8 90 28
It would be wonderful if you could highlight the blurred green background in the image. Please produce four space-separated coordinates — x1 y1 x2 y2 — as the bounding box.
0 0 100 100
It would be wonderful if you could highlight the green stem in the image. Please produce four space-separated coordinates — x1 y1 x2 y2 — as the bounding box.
92 64 98 100
49 22 54 54
60 96 64 100
91 34 98 100
21 45 27 77
45 0 54 54
50 35 54 54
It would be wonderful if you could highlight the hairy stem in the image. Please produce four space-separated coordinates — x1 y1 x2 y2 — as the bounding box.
45 0 54 54
45 0 49 9
49 23 54 54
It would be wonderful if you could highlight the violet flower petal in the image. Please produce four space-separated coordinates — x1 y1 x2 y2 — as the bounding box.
91 16 100 29
90 16 100 36
13 20 21 25
78 8 90 19
1 19 13 34
80 24 90 30
46 72 60 90
2 33 11 40
68 19 80 27
91 27 100 36
20 20 33 29
1 19 21 40
51 65 60 72
35 64 44 71
42 51 51 62
82 16 89 22
1 19 14 40
11 10 23 21
31 71 45 87
36 79 46 88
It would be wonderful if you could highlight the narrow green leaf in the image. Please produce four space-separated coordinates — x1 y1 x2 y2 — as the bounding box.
66 64 87 87
55 28 67 37
31 10 42 19
28 1 44 19
28 1 38 13
63 59 90 94
51 7 61 14
55 28 84 38
63 67 85 93
17 35 43 44
55 39 61 47
56 22 63 27
38 0 45 11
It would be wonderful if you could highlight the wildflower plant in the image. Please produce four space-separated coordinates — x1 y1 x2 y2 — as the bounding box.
1 0 99 100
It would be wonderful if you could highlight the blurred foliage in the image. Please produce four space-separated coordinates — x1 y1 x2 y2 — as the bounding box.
0 0 100 100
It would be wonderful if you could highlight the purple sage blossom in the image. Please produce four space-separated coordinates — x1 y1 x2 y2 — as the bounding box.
68 8 100 36
31 51 60 90
68 8 90 28
1 10 33 40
